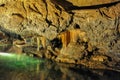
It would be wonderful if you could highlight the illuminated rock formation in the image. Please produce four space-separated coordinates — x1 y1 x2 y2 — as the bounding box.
58 29 88 48
36 36 46 51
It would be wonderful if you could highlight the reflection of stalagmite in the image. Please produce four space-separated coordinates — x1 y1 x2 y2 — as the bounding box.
8 71 30 80
58 29 88 48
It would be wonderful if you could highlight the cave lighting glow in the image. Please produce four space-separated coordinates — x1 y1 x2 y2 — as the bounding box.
0 52 13 56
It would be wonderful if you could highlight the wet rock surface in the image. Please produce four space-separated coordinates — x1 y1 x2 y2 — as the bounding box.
0 0 120 70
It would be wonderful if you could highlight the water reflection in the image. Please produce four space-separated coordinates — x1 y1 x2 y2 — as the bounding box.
0 53 120 80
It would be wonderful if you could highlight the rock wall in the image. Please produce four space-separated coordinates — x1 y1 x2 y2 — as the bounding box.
0 0 120 69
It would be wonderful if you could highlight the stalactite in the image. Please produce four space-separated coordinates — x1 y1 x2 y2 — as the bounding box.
58 30 70 48
36 36 46 51
58 29 88 48
40 36 46 49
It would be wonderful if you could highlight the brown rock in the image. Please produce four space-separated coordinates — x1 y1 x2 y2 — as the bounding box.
90 55 108 62
0 0 120 68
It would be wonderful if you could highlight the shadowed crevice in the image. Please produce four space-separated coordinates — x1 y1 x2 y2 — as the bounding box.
51 0 120 11
0 4 5 7
0 26 23 40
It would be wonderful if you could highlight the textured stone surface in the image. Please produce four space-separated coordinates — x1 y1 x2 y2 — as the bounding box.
0 0 120 69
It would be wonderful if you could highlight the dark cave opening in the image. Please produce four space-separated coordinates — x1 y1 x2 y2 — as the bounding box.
51 38 62 49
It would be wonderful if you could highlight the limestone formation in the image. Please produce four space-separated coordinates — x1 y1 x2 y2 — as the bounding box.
57 29 88 48
0 0 120 69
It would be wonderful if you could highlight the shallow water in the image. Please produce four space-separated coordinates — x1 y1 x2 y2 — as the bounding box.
0 52 120 80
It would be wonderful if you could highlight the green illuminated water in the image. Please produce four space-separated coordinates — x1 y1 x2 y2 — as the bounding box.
0 52 120 80
0 53 43 71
